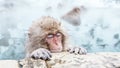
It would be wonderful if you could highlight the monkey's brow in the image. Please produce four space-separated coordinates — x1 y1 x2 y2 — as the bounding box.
48 31 61 35
47 33 54 35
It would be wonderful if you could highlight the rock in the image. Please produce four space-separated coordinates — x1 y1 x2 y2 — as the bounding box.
0 60 19 68
19 58 47 68
0 52 120 68
46 52 120 68
62 7 81 26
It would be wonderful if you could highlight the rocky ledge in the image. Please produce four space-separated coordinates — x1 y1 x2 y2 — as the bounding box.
0 52 120 68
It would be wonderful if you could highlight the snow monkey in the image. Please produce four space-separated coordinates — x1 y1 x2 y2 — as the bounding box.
25 16 87 60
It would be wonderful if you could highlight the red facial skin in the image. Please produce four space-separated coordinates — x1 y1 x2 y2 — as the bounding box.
45 32 63 53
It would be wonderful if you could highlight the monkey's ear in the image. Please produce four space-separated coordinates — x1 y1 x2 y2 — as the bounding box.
28 32 31 38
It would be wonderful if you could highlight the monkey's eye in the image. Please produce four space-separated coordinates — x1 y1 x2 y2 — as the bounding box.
47 34 54 39
56 32 62 37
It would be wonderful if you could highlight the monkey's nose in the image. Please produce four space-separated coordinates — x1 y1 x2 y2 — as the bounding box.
53 37 57 42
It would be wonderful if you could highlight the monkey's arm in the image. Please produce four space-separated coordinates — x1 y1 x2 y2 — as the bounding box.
25 40 52 60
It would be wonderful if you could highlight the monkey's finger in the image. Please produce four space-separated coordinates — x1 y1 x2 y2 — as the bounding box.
31 55 36 59
79 48 87 55
40 55 48 60
30 51 39 59
79 49 83 55
42 51 51 60
82 48 87 54
36 52 49 60
74 48 80 54
41 48 52 58
67 48 71 52
46 50 52 58
34 53 43 59
69 48 75 53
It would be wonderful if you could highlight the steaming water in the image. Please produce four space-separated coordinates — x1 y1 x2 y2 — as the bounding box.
0 0 120 59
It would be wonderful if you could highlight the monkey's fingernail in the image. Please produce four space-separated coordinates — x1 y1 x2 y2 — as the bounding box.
31 55 35 59
67 49 70 52
67 49 70 51
40 57 44 60
78 51 80 54
46 58 51 61
49 54 52 57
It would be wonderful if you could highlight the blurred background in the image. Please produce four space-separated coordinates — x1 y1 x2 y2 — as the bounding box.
0 0 120 59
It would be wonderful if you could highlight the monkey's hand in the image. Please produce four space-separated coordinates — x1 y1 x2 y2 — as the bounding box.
30 48 52 60
67 47 87 55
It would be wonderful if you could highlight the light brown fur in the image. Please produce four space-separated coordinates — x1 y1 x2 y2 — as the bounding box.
25 16 68 57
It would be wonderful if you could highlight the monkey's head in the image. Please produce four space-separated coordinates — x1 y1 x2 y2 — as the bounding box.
29 16 67 52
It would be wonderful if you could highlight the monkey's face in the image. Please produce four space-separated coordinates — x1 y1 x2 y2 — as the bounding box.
45 32 63 53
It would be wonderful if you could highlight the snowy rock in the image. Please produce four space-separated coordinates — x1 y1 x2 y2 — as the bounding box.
19 59 47 68
0 52 120 68
19 52 120 68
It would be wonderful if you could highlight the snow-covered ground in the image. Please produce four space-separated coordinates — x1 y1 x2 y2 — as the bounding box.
0 0 120 59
